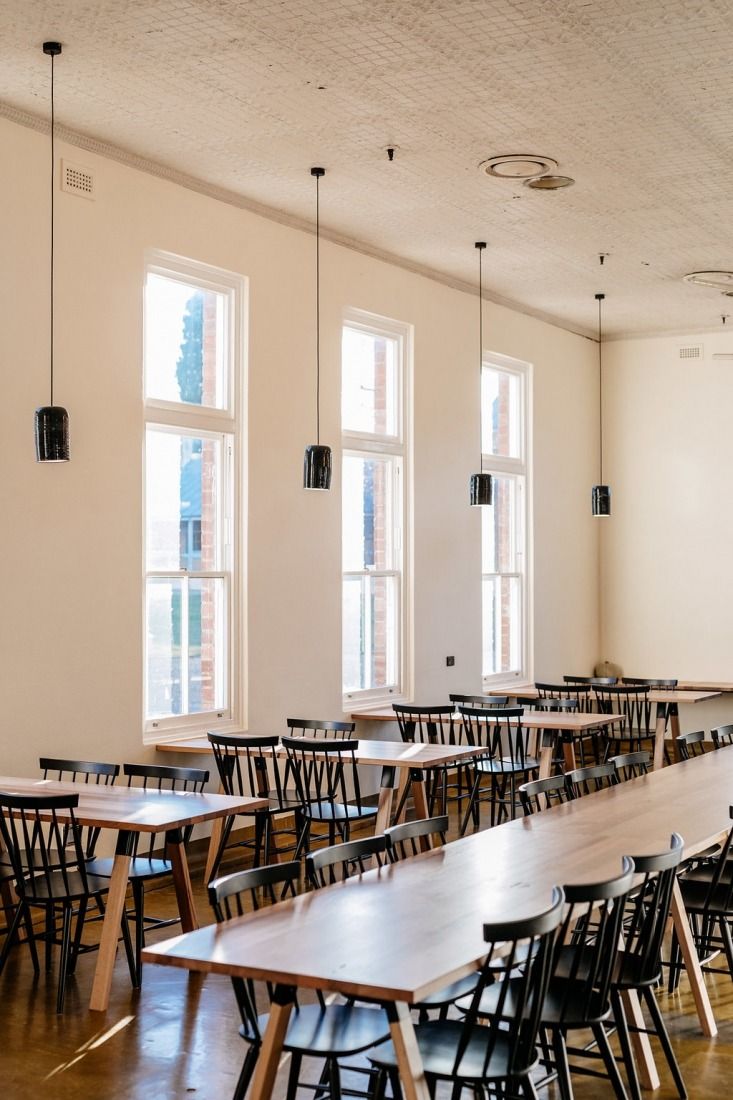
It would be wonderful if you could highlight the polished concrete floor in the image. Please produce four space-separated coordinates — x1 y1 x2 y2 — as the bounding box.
4 845 733 1099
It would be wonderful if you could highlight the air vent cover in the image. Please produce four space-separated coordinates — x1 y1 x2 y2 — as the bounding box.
61 159 95 199
678 344 703 360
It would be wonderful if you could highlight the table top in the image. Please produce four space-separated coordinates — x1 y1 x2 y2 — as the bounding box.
677 680 733 693
350 707 625 731
144 745 733 1003
485 686 720 705
156 735 490 769
0 775 267 833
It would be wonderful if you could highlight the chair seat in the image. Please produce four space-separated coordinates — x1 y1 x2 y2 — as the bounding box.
86 856 172 881
369 1019 534 1082
21 870 109 904
242 1003 390 1056
458 974 611 1029
416 971 480 1008
473 757 539 775
302 801 379 823
677 875 733 915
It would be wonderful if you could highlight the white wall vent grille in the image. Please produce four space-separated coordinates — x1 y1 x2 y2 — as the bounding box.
61 160 95 199
678 344 703 360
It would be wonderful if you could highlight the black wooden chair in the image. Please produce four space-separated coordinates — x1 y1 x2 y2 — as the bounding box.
392 704 459 816
86 762 208 987
383 815 448 861
458 706 537 832
675 729 707 760
305 835 388 888
563 674 617 687
712 724 733 750
519 774 572 815
207 732 301 877
593 683 655 758
282 737 378 857
209 860 390 1100
369 889 564 1100
0 792 127 1012
449 693 507 708
38 757 120 860
609 750 651 781
286 718 356 740
565 762 618 799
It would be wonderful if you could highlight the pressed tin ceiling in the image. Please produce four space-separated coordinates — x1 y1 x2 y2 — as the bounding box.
2 0 733 338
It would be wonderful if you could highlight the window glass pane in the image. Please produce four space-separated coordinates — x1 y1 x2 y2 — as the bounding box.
481 476 518 574
482 576 521 677
146 430 221 571
342 326 399 436
343 575 398 693
342 454 395 572
146 578 182 718
188 578 226 714
145 273 228 409
482 366 521 458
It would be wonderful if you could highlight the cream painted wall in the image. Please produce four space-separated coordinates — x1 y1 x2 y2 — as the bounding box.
602 331 733 699
0 116 600 783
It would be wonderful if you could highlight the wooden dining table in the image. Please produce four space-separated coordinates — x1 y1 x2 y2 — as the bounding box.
0 775 267 1011
157 734 492 880
144 747 733 1099
350 706 626 777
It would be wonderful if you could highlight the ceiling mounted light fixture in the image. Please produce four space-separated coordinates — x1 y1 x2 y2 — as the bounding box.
591 292 610 518
303 166 332 490
525 174 575 190
35 40 70 463
470 242 492 507
479 154 558 179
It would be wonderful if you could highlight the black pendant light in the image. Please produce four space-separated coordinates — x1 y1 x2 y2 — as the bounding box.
303 166 331 490
35 41 70 463
591 292 610 517
469 241 492 506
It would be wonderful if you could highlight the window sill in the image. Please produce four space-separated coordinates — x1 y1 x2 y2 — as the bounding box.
143 716 243 747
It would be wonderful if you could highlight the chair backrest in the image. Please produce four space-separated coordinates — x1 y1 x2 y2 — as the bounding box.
691 808 733 930
519 774 571 815
449 693 506 708
384 815 449 861
551 859 635 1026
675 729 707 760
208 732 292 807
563 675 617 685
281 736 368 818
620 834 684 985
0 791 92 898
123 762 210 855
712 724 733 750
457 888 564 1078
286 718 356 740
208 860 300 920
608 750 650 781
621 677 678 688
39 757 119 858
532 697 578 712
565 762 618 799
306 835 388 888
457 706 531 768
392 704 457 745
536 682 589 712
592 684 653 738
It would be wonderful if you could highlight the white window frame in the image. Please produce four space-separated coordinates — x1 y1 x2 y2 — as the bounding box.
341 309 412 708
480 352 533 688
143 250 247 743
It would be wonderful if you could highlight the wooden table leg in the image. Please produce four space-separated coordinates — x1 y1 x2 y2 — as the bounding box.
167 829 199 933
89 831 133 1012
621 989 661 1090
374 767 398 836
538 732 554 780
653 712 668 771
387 1001 431 1100
561 733 577 773
395 768 411 824
204 780 226 884
250 984 296 1100
670 879 718 1037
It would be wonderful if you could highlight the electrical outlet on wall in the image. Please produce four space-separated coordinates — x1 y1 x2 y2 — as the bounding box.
446 656 455 667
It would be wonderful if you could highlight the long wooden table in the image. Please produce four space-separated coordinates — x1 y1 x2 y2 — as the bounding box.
0 775 266 1011
157 735 491 879
144 749 733 1099
351 706 626 777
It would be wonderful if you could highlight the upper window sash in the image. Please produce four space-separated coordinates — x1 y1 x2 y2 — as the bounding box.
481 360 526 465
342 313 405 446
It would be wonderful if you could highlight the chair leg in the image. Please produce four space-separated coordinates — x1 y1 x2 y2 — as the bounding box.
668 926 682 994
132 879 145 987
460 773 481 836
611 990 641 1100
520 1077 541 1100
120 908 138 988
56 905 73 1013
328 1057 342 1100
643 987 687 1099
285 1051 302 1100
550 1027 574 1100
233 1042 261 1100
67 897 88 976
45 907 55 972
208 814 236 883
591 1022 629 1100
0 898 29 974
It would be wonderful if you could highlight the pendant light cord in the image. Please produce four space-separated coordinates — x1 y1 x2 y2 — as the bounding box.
596 292 604 483
476 242 486 468
315 170 320 446
50 48 55 407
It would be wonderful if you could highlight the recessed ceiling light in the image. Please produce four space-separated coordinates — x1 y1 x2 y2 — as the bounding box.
524 174 575 190
683 271 733 292
479 154 558 179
